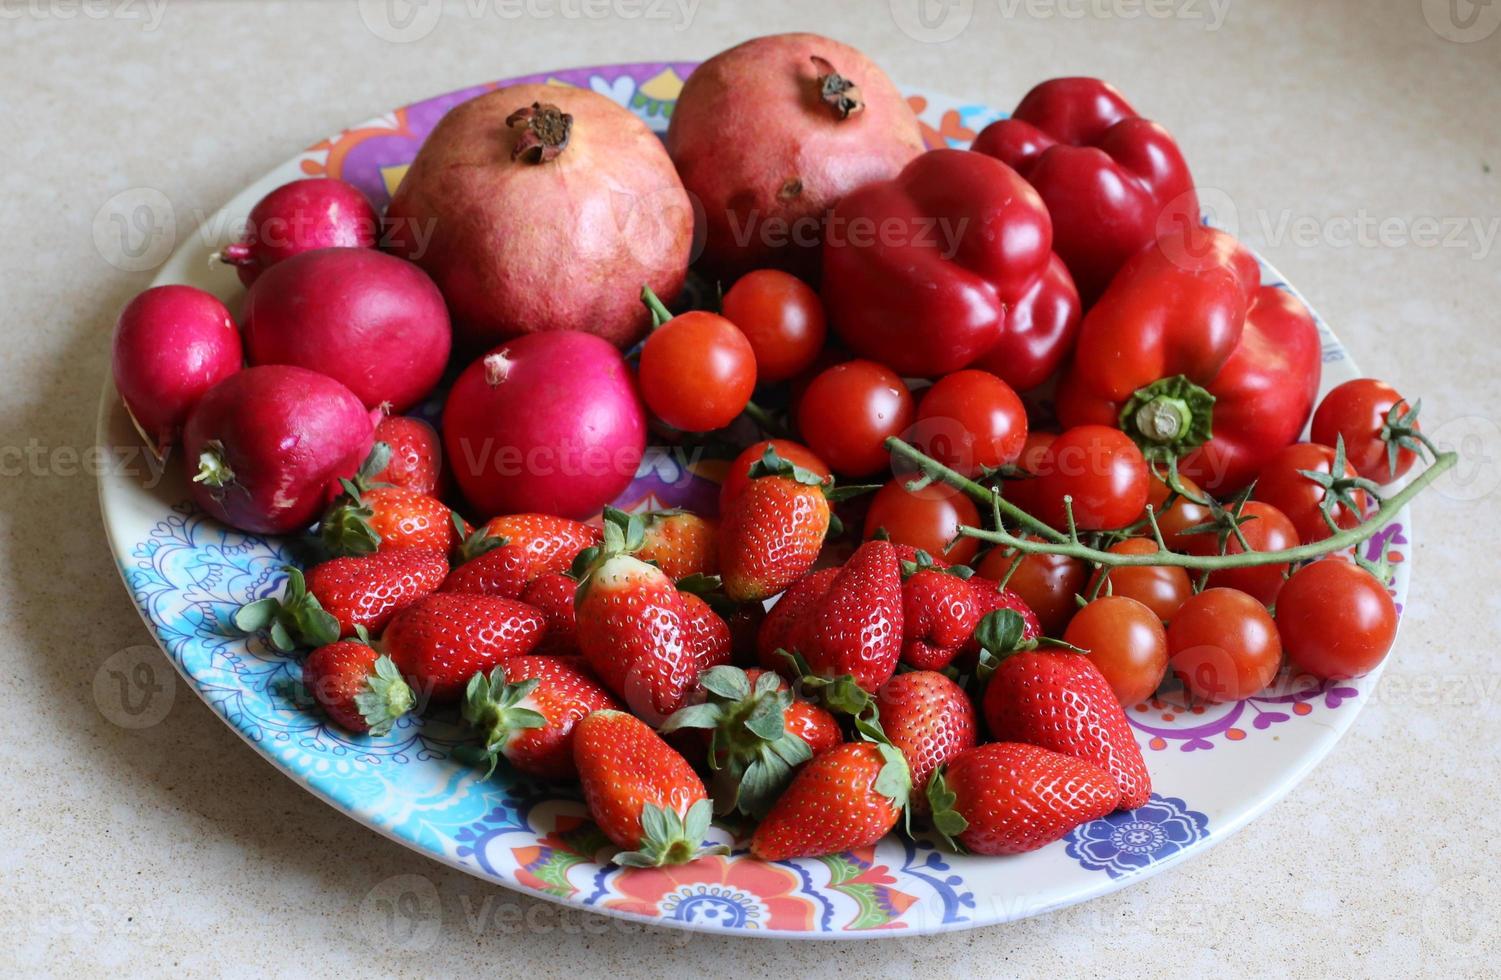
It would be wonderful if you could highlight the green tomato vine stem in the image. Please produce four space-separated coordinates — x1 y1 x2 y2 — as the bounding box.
884 436 1457 571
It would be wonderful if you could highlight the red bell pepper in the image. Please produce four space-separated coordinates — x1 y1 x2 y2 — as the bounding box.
821 148 1080 384
1054 225 1322 494
972 77 1198 305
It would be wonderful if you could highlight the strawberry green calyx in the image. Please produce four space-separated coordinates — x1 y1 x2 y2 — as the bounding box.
871 741 912 814
747 446 879 504
354 655 416 736
233 566 341 653
192 440 234 489
774 648 876 720
614 799 730 869
570 507 646 581
926 767 968 852
455 516 508 563
661 666 813 819
460 666 547 778
318 443 398 556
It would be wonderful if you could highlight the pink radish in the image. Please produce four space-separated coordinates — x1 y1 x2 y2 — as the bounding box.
111 285 243 458
241 247 451 413
218 178 379 286
443 332 646 520
183 365 376 534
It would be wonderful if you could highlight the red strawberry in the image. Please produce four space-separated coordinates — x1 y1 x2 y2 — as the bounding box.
478 513 601 581
369 415 442 496
756 566 839 672
718 448 835 602
575 553 699 726
573 710 729 866
383 593 547 704
322 483 460 555
638 511 718 581
901 567 983 671
789 540 903 692
928 742 1118 855
440 541 530 599
982 649 1151 809
522 572 580 655
679 590 733 673
303 549 448 637
662 665 841 819
750 740 910 860
462 656 621 779
874 670 976 811
302 640 415 735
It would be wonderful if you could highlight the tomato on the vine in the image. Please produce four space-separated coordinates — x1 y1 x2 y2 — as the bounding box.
638 311 756 432
721 269 827 382
1181 500 1300 606
975 539 1088 636
1063 595 1168 705
1166 588 1282 702
719 439 830 513
1276 558 1397 680
911 369 1027 478
1086 538 1191 623
1145 470 1214 551
1001 430 1056 519
1032 425 1149 532
1254 442 1369 544
863 479 981 564
796 359 913 477
1310 378 1423 484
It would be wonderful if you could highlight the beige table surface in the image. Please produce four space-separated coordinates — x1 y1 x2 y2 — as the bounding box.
2 0 1499 974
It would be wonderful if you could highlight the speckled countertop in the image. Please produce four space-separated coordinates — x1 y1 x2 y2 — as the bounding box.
2 0 1498 974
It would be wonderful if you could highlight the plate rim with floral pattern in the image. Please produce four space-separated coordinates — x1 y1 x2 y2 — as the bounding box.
95 61 1412 939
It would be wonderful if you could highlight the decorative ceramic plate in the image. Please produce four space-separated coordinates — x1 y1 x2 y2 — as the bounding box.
97 62 1412 938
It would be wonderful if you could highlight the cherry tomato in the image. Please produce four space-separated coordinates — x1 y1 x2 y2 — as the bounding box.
721 269 827 382
1310 378 1421 484
1166 588 1282 702
1033 425 1149 532
975 538 1088 636
1145 470 1214 552
1254 442 1369 544
1180 500 1301 606
863 479 981 564
1086 538 1191 623
638 312 756 432
1063 595 1168 705
719 439 830 513
911 369 1027 478
1276 558 1397 680
1001 430 1055 521
796 359 914 477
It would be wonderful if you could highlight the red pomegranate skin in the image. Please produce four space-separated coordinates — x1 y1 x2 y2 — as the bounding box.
241 247 451 414
386 83 692 352
442 332 647 521
667 32 926 282
182 365 375 535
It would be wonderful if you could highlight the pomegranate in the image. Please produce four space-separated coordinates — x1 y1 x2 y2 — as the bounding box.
386 85 692 351
667 32 925 282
